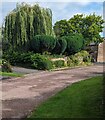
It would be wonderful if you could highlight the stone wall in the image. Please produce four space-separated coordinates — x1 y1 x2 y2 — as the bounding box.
97 41 105 63
85 45 98 62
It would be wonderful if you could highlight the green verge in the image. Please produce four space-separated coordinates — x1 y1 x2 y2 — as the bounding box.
0 72 23 77
28 76 103 118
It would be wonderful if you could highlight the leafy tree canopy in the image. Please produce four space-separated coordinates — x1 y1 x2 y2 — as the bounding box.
3 2 53 51
54 13 104 45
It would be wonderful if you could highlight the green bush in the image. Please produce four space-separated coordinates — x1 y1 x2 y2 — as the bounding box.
53 38 67 55
59 38 67 54
75 50 92 63
1 59 12 72
53 60 65 68
3 51 54 70
67 50 92 67
31 35 41 53
67 57 74 67
3 51 33 65
20 52 33 64
0 59 2 65
2 41 12 52
70 56 79 65
3 52 21 65
31 54 53 70
83 56 92 63
62 34 84 55
75 50 89 57
31 35 56 53
52 40 60 54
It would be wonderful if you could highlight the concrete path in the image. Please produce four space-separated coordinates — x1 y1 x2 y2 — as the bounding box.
1 64 103 119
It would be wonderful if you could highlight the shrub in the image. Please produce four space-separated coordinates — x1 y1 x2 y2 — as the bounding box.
3 51 53 70
2 41 11 52
0 59 2 65
31 35 56 53
52 40 60 54
1 59 12 72
67 50 92 67
20 52 33 64
53 60 65 68
75 50 92 63
75 50 89 57
31 35 41 53
59 38 67 54
69 55 80 66
67 57 74 67
3 52 21 65
31 54 53 70
62 34 84 55
83 56 92 63
3 51 33 65
40 35 56 53
53 38 67 55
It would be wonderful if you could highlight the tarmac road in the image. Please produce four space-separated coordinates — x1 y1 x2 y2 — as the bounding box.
1 64 104 119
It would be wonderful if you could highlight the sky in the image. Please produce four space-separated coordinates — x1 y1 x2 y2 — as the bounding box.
0 1 104 29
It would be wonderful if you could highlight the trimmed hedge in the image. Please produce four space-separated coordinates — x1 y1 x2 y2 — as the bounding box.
53 38 67 55
31 35 56 53
31 35 41 53
62 34 84 55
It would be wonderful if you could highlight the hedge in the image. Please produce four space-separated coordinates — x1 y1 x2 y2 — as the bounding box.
31 35 56 53
62 33 84 55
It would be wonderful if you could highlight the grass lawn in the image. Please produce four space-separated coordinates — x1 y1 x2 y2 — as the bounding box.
28 76 103 118
0 72 23 77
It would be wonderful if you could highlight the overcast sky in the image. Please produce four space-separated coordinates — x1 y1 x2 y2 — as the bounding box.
0 1 104 28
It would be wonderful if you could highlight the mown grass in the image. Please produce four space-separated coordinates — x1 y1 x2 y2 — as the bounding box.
0 72 23 77
28 76 103 118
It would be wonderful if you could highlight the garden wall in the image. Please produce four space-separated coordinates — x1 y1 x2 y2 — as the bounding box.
85 44 98 62
97 41 105 63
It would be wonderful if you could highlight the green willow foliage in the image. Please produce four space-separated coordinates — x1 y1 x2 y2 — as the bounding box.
3 3 53 51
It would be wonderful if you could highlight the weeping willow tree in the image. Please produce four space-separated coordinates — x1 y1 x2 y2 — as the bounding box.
3 3 53 51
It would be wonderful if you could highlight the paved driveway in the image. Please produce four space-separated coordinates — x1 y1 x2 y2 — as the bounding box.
1 64 104 119
12 66 41 74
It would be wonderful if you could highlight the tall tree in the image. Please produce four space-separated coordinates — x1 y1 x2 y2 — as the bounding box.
3 3 53 51
68 14 84 33
54 14 104 45
53 20 69 37
82 14 104 45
